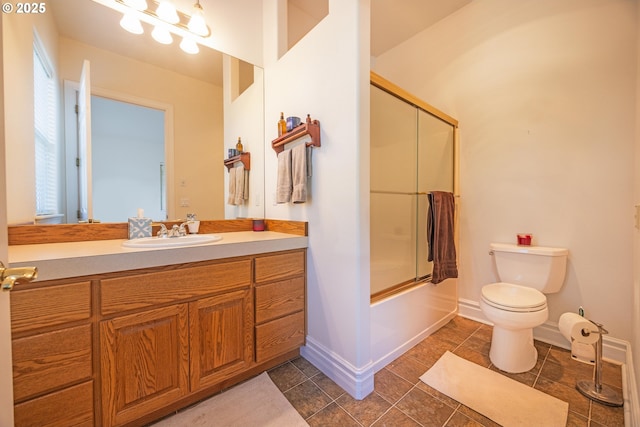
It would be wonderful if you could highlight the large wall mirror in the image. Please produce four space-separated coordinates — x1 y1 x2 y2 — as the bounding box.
3 0 265 225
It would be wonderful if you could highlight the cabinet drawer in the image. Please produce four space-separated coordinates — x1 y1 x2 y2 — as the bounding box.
255 311 305 363
13 324 92 402
101 260 251 315
254 251 305 283
14 380 94 427
255 277 305 324
11 282 91 334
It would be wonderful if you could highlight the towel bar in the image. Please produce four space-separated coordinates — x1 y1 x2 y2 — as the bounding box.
271 114 321 154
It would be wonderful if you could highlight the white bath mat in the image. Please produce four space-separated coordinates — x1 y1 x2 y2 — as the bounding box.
420 351 568 427
151 372 309 427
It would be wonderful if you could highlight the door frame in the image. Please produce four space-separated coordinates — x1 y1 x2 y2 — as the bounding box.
63 83 175 222
0 15 16 426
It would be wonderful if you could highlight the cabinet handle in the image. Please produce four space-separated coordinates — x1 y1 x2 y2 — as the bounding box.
0 261 37 291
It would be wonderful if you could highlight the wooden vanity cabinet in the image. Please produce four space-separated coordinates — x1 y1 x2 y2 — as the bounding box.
10 281 94 427
11 249 306 427
254 251 306 362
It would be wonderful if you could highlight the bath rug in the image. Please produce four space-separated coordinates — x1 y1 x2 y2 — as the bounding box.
151 372 308 427
420 351 568 427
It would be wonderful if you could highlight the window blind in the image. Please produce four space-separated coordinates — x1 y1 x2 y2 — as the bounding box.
33 38 59 216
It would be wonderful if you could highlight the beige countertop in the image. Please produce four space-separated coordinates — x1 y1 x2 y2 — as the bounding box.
9 231 308 281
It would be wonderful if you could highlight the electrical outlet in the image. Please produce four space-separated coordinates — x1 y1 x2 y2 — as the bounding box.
180 198 190 207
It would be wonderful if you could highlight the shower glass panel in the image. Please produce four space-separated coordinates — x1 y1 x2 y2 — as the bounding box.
370 85 454 298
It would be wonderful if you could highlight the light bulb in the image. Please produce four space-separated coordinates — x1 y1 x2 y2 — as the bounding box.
156 1 179 24
120 12 143 35
187 2 208 36
123 0 147 11
152 25 173 44
180 37 199 54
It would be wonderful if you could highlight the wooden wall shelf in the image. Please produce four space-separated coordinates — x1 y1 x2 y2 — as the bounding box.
224 152 250 171
271 114 321 154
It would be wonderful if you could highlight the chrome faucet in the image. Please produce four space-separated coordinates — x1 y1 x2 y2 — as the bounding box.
157 223 169 238
157 223 188 238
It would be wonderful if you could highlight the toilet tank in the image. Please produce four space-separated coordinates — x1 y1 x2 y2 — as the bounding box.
490 243 568 293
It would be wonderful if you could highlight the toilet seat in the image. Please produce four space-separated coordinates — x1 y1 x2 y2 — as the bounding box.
481 282 547 313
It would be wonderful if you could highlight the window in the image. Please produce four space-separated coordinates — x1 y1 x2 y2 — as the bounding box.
33 34 59 215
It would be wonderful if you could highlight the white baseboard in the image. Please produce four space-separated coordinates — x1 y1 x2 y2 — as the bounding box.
458 298 639 426
300 336 375 400
622 348 640 427
371 310 458 373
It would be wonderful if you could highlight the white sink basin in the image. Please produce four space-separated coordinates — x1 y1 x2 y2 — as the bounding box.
122 234 222 248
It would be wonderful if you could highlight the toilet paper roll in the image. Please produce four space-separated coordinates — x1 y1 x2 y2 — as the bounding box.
558 312 599 345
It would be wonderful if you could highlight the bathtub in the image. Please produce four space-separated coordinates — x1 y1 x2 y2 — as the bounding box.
370 278 458 371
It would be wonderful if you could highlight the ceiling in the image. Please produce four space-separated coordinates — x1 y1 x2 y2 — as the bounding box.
370 0 472 56
51 0 472 86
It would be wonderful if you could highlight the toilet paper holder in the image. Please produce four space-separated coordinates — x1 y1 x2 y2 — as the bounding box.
571 319 623 407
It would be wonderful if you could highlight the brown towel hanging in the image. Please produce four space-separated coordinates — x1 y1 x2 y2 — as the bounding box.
427 191 458 284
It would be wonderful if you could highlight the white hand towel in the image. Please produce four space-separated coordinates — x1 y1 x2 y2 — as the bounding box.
291 144 307 203
234 164 245 205
228 167 237 205
276 149 292 203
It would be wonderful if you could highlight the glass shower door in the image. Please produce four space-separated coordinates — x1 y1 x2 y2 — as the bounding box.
370 86 419 295
370 85 455 298
416 109 455 279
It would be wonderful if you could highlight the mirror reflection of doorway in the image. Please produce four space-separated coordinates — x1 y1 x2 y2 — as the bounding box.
91 96 166 222
63 85 167 223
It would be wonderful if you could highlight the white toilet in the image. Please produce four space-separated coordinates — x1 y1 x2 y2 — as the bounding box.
480 243 568 373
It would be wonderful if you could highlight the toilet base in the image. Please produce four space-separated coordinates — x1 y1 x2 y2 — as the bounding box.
489 326 538 373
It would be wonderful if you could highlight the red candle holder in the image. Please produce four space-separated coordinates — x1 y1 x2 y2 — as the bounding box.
517 233 532 246
253 219 265 232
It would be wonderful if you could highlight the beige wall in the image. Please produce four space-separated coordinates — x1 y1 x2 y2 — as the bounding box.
374 0 636 343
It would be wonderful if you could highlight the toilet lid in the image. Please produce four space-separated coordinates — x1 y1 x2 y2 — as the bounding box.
481 282 547 311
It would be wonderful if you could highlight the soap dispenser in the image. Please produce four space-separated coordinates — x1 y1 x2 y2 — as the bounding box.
235 137 243 153
186 213 200 234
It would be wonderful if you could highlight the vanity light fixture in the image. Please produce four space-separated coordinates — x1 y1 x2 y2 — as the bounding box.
116 0 211 53
120 11 144 34
187 1 208 37
151 25 173 44
156 0 179 24
123 0 147 11
180 37 199 54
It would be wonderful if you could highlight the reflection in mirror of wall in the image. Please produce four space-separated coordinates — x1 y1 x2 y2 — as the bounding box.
2 0 265 225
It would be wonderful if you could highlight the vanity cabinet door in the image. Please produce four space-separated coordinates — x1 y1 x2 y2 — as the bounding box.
100 303 189 427
189 288 253 391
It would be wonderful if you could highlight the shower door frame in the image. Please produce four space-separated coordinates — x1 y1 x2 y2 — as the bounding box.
370 72 460 303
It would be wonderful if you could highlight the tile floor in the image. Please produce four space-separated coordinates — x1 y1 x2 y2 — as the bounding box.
267 316 626 427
